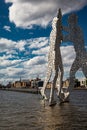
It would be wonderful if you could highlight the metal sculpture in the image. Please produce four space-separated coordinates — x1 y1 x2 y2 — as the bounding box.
63 14 87 91
40 10 87 106
40 9 65 105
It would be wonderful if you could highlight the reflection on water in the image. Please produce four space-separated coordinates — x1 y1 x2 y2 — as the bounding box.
0 90 87 130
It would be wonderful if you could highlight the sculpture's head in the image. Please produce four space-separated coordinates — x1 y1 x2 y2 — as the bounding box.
68 14 78 26
57 8 62 19
52 17 58 30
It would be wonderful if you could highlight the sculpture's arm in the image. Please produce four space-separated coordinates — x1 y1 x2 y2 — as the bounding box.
63 26 69 32
77 26 84 39
62 26 70 42
63 35 70 42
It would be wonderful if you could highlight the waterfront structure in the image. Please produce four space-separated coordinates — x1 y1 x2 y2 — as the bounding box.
63 79 69 88
11 77 41 88
12 80 27 88
74 79 80 88
11 78 31 88
80 78 87 88
31 77 41 88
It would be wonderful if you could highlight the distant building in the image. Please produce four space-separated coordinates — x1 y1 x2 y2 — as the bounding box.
12 81 26 88
11 77 87 89
36 81 43 87
22 80 31 88
63 79 69 88
6 82 12 88
31 77 41 88
63 78 87 88
80 78 87 88
12 78 31 88
85 79 87 88
74 79 80 88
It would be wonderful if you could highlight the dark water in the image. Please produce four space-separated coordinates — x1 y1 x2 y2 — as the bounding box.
0 90 87 130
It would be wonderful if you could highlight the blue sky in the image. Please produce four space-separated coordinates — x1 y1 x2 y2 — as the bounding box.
0 0 87 85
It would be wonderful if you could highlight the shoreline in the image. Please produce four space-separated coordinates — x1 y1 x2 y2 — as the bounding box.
0 87 40 94
74 87 87 90
0 87 87 94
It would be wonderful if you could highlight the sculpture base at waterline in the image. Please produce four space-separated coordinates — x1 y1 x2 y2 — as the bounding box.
40 88 70 106
49 100 57 106
58 92 70 103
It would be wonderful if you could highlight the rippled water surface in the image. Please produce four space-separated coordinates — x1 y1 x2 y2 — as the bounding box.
0 90 87 130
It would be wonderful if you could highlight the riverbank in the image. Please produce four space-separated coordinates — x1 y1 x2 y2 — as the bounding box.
0 87 87 95
74 87 87 90
0 87 40 94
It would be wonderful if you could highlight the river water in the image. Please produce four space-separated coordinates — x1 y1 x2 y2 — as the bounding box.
0 90 87 130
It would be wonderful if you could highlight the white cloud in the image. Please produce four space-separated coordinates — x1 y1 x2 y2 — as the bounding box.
0 38 26 68
3 25 11 32
23 56 47 67
16 40 26 51
0 38 16 53
60 46 76 78
28 37 49 49
0 55 22 68
5 0 87 28
0 38 27 54
32 46 49 55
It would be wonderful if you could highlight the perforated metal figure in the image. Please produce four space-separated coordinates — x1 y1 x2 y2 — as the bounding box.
63 14 87 91
40 9 64 105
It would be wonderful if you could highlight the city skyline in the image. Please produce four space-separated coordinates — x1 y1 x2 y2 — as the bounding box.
0 0 87 85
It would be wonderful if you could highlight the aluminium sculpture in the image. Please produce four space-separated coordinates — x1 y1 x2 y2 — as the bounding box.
40 9 69 106
63 14 87 91
40 10 86 106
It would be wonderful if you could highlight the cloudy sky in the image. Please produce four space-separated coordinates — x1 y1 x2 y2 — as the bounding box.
0 0 87 85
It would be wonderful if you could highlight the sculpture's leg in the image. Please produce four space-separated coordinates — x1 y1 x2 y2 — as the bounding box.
56 59 63 96
56 67 67 102
49 70 58 106
60 64 70 102
40 67 52 100
69 59 80 92
56 70 61 96
59 64 63 94
82 60 87 78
